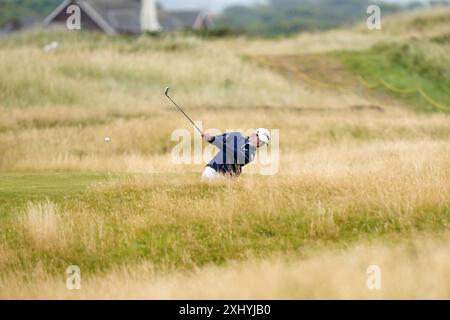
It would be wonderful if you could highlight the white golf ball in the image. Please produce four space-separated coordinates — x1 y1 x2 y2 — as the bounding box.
105 137 111 143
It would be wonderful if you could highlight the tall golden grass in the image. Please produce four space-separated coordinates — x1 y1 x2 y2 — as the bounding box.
1 233 448 299
0 155 448 298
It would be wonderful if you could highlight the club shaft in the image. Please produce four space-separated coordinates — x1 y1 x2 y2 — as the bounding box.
166 94 203 135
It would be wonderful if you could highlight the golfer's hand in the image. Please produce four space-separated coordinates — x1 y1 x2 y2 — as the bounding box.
202 133 212 142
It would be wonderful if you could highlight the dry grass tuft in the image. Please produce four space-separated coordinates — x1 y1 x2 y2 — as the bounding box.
18 200 67 250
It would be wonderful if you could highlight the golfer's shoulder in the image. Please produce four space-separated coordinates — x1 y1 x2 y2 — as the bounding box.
226 132 244 139
216 132 244 142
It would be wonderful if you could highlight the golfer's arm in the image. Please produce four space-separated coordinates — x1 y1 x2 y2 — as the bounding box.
208 134 227 148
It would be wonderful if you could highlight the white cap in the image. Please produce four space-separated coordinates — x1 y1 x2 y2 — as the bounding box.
255 128 271 144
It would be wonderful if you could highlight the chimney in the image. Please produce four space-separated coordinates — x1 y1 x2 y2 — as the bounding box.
141 0 161 32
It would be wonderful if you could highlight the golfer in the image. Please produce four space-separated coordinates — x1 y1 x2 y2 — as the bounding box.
201 128 271 180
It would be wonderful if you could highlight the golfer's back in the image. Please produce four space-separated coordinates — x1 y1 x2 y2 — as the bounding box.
207 132 256 176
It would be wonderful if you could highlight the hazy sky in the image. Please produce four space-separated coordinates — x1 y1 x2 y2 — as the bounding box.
160 0 430 12
160 0 262 12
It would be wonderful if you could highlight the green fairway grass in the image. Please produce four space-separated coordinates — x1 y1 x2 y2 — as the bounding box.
0 172 116 215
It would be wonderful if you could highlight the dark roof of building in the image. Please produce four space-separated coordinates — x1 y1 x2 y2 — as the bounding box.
43 0 208 34
87 0 141 33
158 10 206 30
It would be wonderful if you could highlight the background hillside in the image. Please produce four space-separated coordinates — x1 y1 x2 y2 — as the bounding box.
0 0 59 27
217 0 403 36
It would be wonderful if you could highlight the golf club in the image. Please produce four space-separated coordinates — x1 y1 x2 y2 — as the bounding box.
164 87 203 135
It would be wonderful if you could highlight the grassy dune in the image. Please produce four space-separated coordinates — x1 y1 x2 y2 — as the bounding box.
0 8 449 299
334 41 450 112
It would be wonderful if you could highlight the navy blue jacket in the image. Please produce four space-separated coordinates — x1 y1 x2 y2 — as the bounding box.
206 132 256 176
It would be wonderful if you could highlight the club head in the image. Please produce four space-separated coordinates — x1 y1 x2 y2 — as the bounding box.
164 87 170 96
